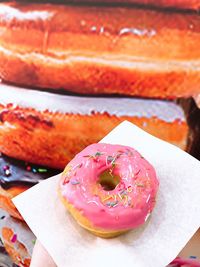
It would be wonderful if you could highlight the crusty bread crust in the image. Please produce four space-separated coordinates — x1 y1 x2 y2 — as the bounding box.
0 3 200 98
0 104 188 169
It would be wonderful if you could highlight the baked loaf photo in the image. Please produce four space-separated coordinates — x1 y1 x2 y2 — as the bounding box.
0 84 190 169
0 2 200 99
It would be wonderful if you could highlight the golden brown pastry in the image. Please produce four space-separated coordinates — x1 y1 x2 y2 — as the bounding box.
59 143 159 238
0 84 189 169
0 186 26 221
0 213 35 266
0 2 200 98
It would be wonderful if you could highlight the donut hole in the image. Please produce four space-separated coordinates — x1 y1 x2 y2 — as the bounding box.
98 170 120 191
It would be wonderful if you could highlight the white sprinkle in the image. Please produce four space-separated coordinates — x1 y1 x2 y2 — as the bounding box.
87 200 99 206
146 194 151 203
81 186 86 192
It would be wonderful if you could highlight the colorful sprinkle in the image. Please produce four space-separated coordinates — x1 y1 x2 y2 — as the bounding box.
111 161 116 168
26 165 31 171
123 195 129 206
127 186 132 193
146 194 151 203
83 155 91 158
70 179 80 185
3 165 9 171
106 156 114 165
106 153 122 167
38 168 48 173
73 163 83 170
11 234 17 243
95 152 104 157
84 151 104 159
32 239 36 245
63 177 70 185
118 193 123 200
125 149 133 156
32 168 37 173
77 163 83 168
103 195 113 202
106 200 118 207
113 194 117 201
136 183 145 187
119 189 127 195
5 169 11 177
135 170 141 176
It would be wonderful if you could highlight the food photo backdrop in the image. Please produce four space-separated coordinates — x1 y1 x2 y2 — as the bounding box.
0 0 200 266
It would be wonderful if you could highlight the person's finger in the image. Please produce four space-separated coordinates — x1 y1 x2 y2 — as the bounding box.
171 257 200 267
30 239 56 267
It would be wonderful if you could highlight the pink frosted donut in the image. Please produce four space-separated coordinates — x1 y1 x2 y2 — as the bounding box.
59 143 159 238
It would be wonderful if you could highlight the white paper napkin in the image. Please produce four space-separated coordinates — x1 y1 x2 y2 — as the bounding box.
13 121 200 267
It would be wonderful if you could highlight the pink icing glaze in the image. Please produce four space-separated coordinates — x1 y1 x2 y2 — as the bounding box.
60 143 159 231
